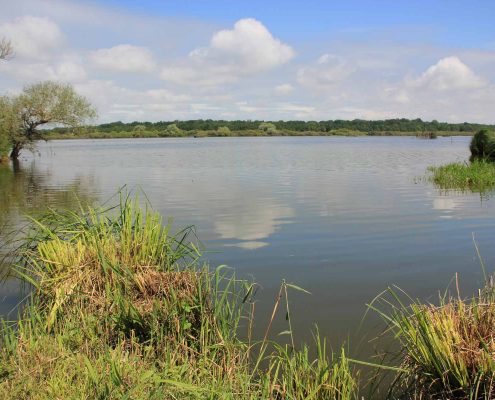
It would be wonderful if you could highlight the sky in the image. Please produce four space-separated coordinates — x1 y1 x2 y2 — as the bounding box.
1 0 495 124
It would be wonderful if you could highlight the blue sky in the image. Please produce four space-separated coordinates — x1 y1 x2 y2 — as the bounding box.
100 0 495 48
1 0 495 123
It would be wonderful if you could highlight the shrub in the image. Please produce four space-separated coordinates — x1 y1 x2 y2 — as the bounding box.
470 129 495 161
217 126 231 136
258 122 277 133
162 123 184 137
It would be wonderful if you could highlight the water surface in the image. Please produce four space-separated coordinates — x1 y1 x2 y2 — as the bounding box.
1 136 494 355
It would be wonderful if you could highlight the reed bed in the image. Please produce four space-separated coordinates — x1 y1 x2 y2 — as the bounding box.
0 197 357 399
372 280 495 399
427 160 495 192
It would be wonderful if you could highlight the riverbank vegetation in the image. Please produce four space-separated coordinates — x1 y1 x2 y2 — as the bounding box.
0 198 357 399
427 130 495 192
1 197 495 398
373 280 495 399
428 161 495 192
39 118 492 141
44 126 475 140
46 118 494 138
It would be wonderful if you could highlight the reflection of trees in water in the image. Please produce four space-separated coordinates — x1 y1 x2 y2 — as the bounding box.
0 160 99 263
0 161 98 316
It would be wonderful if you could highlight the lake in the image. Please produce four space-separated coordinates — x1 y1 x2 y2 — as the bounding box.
1 136 494 357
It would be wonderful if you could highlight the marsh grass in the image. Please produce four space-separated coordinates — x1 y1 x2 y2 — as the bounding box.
370 279 495 400
0 196 357 399
427 160 495 192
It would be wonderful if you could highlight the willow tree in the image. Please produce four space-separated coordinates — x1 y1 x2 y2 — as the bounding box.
0 38 13 60
0 38 13 162
3 81 96 160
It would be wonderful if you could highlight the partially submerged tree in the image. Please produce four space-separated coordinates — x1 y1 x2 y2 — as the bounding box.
3 81 96 160
0 38 13 162
0 37 13 60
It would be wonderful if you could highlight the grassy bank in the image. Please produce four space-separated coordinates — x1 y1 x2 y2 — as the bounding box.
428 160 495 192
43 129 473 140
1 197 495 398
0 198 356 399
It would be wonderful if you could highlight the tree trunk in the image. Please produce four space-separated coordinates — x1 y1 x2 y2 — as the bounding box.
10 143 21 161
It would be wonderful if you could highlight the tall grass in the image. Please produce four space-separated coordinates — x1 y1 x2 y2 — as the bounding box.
371 280 495 399
0 196 357 399
427 160 495 192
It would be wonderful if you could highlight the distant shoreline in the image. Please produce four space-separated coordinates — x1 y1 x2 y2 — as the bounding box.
44 129 474 140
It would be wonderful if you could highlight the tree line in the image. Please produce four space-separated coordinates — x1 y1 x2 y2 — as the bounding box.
50 118 495 135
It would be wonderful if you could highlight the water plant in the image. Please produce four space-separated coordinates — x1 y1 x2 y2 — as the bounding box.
0 196 357 399
370 278 495 400
427 160 495 192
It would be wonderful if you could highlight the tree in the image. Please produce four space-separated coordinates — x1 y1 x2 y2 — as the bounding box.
258 122 277 133
0 38 13 60
3 81 96 160
160 123 183 137
0 38 13 162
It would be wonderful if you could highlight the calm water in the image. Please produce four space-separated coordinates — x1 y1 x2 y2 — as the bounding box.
1 136 494 355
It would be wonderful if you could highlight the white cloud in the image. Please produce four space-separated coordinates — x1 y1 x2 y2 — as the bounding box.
207 18 294 72
297 54 355 89
55 61 87 81
1 3 495 123
274 83 294 95
91 44 155 73
410 56 485 91
160 18 294 86
0 60 86 83
0 16 63 59
160 65 238 86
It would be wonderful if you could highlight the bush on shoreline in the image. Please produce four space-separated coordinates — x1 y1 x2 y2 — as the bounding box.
470 129 495 162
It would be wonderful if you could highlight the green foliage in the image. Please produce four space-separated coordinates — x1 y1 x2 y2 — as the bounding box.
470 129 495 161
159 123 184 137
4 81 96 159
217 126 231 136
427 161 495 192
133 124 146 132
53 118 494 137
258 122 277 133
329 128 366 136
0 97 18 161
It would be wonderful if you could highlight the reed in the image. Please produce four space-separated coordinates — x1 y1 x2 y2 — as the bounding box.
0 196 357 399
427 160 495 192
371 280 495 399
